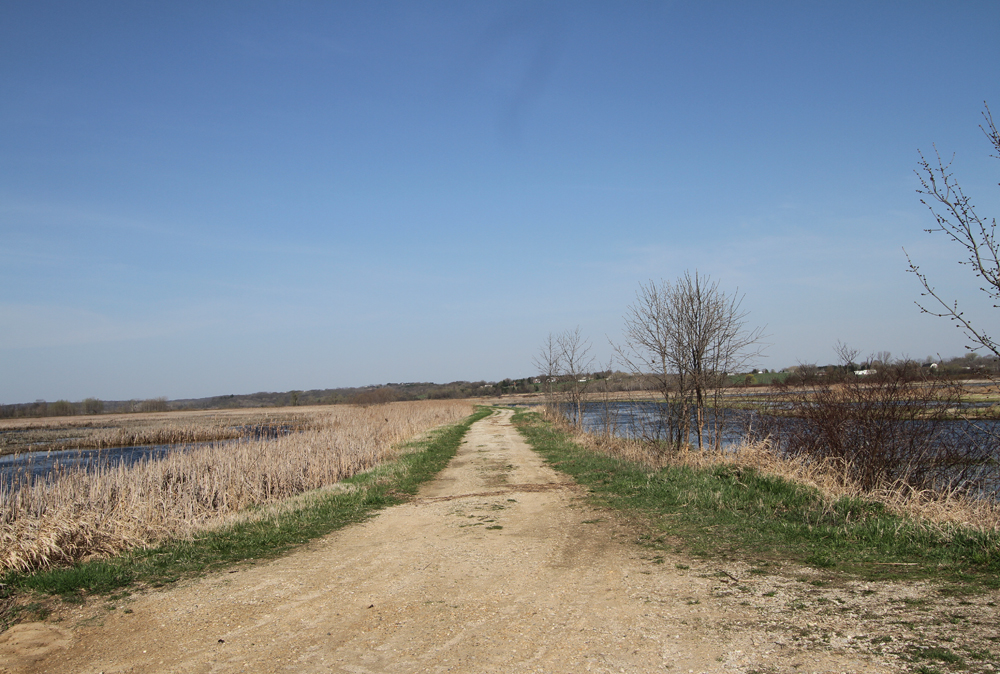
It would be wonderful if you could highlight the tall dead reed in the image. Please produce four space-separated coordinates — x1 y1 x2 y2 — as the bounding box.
0 401 472 574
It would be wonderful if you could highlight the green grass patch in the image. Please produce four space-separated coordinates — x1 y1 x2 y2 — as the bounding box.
910 645 965 666
511 410 1000 585
3 407 492 607
726 371 790 386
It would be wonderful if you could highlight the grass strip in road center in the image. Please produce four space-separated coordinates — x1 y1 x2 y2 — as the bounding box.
512 409 1000 588
1 407 492 619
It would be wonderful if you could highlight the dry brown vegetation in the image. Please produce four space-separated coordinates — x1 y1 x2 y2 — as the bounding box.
0 408 324 457
0 401 472 574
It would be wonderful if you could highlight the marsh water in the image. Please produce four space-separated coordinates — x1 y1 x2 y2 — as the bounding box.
0 425 292 485
0 442 217 484
574 401 753 449
566 400 1000 497
574 400 1000 445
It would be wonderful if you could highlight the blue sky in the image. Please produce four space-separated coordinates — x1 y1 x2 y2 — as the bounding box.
3 1 1000 402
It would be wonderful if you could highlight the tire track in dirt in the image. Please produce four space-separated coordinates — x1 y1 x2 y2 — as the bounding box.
0 409 894 673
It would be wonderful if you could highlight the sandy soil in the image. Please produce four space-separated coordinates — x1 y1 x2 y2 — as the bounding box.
1 409 996 673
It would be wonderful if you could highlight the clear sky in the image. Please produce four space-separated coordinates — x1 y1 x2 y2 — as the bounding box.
3 1 1000 403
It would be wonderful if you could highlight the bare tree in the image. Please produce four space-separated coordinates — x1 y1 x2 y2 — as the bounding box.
872 350 892 368
532 332 563 407
701 280 768 450
534 328 595 428
907 103 1000 358
617 272 765 451
615 279 687 447
592 359 620 440
557 327 595 429
835 341 861 373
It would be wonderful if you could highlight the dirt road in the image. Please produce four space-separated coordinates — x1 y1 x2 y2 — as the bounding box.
1 410 899 673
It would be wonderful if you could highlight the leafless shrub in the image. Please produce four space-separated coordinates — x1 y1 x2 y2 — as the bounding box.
588 361 623 442
767 351 998 496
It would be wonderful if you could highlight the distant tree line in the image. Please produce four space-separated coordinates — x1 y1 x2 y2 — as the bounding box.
782 350 1000 385
0 378 551 418
0 396 173 418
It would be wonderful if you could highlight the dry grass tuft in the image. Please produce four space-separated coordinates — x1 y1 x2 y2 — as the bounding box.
0 401 472 574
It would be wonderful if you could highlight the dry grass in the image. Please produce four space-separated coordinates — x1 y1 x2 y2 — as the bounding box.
0 401 472 574
544 407 1000 534
0 408 322 456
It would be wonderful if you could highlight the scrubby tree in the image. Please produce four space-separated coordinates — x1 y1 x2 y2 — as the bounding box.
768 346 991 494
908 103 1000 358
